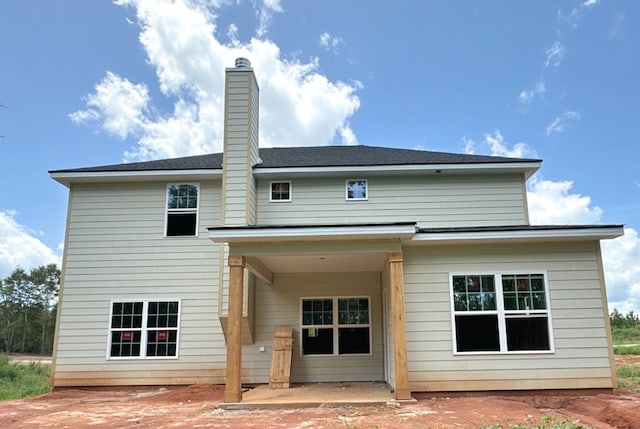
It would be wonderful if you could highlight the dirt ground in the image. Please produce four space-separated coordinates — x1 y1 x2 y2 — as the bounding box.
2 356 640 429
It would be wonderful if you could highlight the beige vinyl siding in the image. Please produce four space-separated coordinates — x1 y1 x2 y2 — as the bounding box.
53 180 226 387
256 174 527 227
239 272 384 384
222 70 259 226
402 241 614 391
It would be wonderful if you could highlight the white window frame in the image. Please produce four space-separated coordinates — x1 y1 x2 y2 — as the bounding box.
300 296 372 357
449 271 554 355
269 181 292 202
164 183 200 237
107 299 181 360
345 179 368 201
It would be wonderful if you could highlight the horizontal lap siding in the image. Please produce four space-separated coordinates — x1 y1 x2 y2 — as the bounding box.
402 242 613 391
53 181 225 387
241 272 384 384
256 174 527 226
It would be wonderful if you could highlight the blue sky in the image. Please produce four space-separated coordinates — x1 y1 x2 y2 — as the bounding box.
1 0 639 311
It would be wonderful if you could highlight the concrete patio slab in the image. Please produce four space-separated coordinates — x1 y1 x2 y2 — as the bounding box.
217 382 416 410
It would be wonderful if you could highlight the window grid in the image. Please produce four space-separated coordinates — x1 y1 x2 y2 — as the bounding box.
270 181 292 202
301 297 371 356
451 273 553 354
166 183 199 237
108 300 180 360
345 179 368 200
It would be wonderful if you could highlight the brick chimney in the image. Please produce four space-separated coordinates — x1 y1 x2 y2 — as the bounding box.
221 57 260 226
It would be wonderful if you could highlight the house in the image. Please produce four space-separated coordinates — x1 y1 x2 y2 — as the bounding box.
49 58 623 402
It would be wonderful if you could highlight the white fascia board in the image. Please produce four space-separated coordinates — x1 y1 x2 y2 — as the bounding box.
411 226 624 245
50 169 222 187
209 224 417 243
253 162 541 178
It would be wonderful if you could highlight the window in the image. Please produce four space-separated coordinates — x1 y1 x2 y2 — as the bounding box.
270 181 291 202
346 179 368 200
166 184 199 236
301 297 371 356
451 273 552 353
109 300 180 359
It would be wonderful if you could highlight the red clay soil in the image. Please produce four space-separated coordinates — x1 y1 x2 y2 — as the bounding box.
1 384 639 429
3 356 640 429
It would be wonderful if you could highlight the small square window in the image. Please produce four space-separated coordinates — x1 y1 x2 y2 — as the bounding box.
346 179 368 200
270 181 292 202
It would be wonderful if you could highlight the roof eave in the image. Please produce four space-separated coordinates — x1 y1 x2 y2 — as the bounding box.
254 161 541 179
50 169 223 187
410 225 624 245
208 223 418 243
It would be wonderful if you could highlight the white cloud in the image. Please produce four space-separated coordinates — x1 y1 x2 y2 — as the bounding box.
545 110 581 136
255 0 283 38
583 0 599 8
527 177 602 225
527 176 640 314
319 31 344 53
483 130 537 158
602 228 640 314
0 211 60 278
70 71 150 140
72 0 361 162
544 41 567 68
519 82 545 105
461 136 476 154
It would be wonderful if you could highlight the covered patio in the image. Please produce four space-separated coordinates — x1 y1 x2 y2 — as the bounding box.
208 222 418 404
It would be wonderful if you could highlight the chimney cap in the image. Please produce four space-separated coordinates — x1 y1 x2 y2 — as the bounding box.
235 57 251 68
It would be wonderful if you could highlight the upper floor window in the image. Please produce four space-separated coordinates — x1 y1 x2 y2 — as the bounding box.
108 300 180 359
451 273 553 354
166 184 199 236
270 181 291 202
346 179 368 200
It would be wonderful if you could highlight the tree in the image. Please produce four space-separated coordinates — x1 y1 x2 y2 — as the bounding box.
0 264 60 355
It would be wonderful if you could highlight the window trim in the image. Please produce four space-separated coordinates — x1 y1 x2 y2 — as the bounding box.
300 296 373 357
449 271 555 355
164 183 200 238
107 299 181 360
269 181 292 202
345 179 368 201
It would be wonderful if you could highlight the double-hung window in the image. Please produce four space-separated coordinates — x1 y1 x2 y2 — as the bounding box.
451 273 552 353
108 300 180 359
166 184 199 236
301 297 371 356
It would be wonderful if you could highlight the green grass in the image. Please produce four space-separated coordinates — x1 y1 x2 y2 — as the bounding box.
613 344 640 355
480 416 592 429
617 366 640 392
0 354 51 400
611 326 640 345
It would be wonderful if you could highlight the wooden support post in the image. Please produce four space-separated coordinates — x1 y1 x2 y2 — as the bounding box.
224 255 245 403
389 252 411 400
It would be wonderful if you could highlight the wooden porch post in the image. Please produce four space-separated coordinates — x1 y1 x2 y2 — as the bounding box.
388 251 411 400
224 255 245 403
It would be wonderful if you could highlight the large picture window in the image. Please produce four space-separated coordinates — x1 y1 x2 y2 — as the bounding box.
451 273 552 353
166 184 199 236
109 300 180 359
301 297 371 356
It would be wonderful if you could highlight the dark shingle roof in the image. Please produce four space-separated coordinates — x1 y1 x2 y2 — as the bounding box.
49 145 540 173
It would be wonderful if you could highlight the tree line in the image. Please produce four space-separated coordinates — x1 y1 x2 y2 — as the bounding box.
610 308 640 330
0 264 60 355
